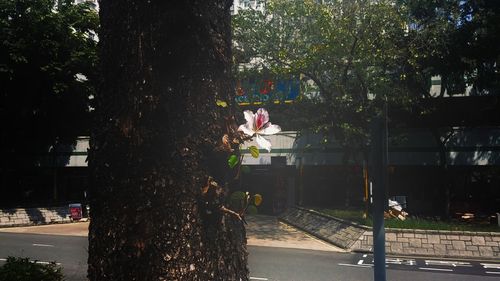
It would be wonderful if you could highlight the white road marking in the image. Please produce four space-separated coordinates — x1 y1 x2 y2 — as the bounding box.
353 256 500 275
34 261 61 265
366 257 416 266
481 263 500 270
0 258 60 265
250 277 268 280
419 267 453 272
386 258 416 266
425 260 472 267
338 263 373 268
32 243 54 247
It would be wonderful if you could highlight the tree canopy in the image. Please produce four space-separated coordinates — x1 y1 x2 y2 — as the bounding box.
402 0 500 96
0 0 99 168
233 0 413 153
233 0 500 158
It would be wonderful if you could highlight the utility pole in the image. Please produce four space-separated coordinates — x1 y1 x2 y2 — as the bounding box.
370 102 388 281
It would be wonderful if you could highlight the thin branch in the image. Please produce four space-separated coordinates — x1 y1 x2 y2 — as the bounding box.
220 206 244 222
342 35 359 88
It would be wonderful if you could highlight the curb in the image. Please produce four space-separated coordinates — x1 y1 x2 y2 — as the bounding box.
279 206 500 260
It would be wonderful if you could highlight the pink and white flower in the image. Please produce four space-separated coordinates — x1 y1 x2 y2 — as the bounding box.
238 108 281 152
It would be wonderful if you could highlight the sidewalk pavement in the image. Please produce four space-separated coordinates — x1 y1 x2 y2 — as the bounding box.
0 221 89 236
0 215 343 252
246 215 343 252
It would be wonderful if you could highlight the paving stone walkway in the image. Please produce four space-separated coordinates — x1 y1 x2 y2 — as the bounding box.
246 215 344 252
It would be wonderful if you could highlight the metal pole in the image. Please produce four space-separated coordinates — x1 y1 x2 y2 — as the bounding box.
363 160 369 219
370 102 388 281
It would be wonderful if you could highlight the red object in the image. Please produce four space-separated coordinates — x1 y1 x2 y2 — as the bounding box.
259 80 274 95
69 204 82 220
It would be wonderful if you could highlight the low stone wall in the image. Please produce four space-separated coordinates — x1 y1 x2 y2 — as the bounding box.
0 207 72 227
279 207 368 249
280 206 500 259
352 228 500 259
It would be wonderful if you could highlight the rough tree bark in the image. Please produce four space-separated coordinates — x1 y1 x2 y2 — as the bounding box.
88 1 248 280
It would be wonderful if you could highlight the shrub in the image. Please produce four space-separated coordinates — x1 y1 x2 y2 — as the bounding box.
0 257 63 281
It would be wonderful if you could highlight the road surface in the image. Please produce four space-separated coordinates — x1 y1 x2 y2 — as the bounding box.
1 232 499 281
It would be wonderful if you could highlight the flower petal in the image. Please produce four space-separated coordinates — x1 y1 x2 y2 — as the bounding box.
255 108 270 130
243 110 254 129
255 134 272 152
259 123 281 135
238 124 255 137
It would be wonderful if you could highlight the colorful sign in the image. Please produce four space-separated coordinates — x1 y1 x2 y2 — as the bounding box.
235 78 300 105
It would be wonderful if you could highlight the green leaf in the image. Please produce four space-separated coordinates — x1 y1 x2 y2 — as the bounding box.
249 145 259 158
216 100 228 107
228 154 239 168
246 205 258 215
228 191 247 212
230 191 247 201
241 165 251 174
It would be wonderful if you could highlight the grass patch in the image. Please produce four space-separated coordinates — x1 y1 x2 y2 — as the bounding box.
315 208 500 232
315 208 368 225
383 218 500 232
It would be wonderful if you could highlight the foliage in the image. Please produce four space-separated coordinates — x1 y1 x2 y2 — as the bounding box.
228 154 239 168
229 191 248 212
0 0 99 168
233 0 414 156
233 0 500 160
398 0 500 216
248 145 259 158
383 217 500 232
0 257 63 281
228 191 262 215
318 208 500 232
316 208 367 225
402 0 500 97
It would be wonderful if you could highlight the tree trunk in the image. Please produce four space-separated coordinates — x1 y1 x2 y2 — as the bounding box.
430 128 451 218
88 1 248 280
